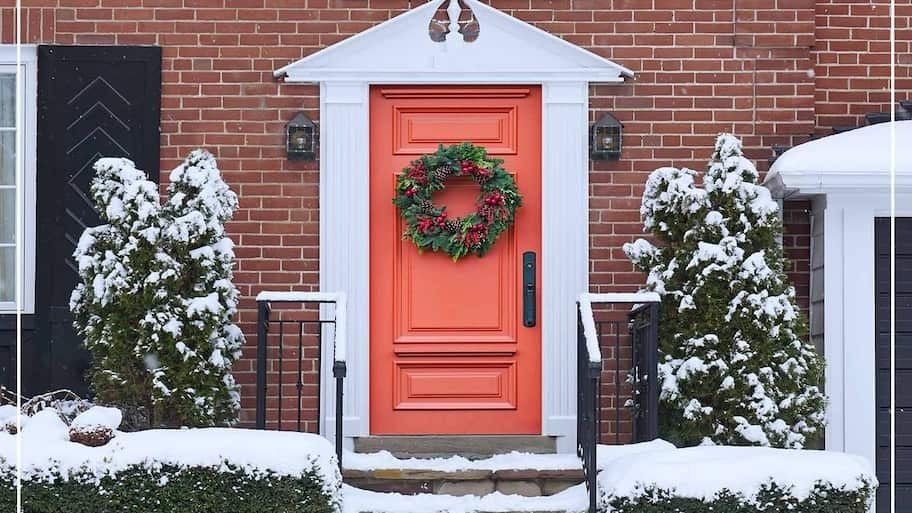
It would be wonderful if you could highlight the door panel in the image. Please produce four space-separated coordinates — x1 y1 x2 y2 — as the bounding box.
370 85 542 434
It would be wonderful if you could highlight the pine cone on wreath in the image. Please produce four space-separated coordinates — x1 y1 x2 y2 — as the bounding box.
445 220 459 232
433 167 450 181
419 200 434 214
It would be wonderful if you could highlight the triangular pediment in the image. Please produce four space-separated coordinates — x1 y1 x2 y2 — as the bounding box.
274 0 633 84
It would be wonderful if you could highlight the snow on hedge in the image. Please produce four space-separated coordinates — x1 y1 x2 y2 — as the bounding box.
597 439 675 469
599 445 876 503
0 408 341 497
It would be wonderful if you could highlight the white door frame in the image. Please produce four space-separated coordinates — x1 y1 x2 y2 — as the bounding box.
317 81 589 453
273 0 633 453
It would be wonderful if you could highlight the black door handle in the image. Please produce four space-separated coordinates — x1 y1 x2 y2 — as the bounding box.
523 251 536 327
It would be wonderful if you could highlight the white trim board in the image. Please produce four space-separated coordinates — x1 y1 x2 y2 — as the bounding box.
277 1 632 453
0 45 37 315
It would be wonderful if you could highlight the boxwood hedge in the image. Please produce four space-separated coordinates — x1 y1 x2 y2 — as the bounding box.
606 479 876 513
0 460 339 513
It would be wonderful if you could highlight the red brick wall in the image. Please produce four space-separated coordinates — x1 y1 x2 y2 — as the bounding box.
783 200 812 314
815 0 912 132
2 0 907 437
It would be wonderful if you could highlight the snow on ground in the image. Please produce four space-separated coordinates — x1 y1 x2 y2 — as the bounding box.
342 483 588 513
0 408 341 494
598 445 876 501
0 405 16 425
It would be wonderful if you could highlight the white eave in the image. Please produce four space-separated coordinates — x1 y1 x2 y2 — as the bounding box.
273 0 634 84
765 120 912 197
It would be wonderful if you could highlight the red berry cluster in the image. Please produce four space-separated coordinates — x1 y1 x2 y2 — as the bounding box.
462 223 489 248
408 162 428 185
484 191 505 206
460 160 479 176
416 212 449 235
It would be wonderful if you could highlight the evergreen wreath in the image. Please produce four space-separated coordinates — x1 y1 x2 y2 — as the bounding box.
393 142 522 261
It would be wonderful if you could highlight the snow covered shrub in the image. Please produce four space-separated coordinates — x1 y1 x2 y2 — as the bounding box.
600 445 876 513
623 134 826 448
150 149 243 427
0 421 341 513
70 157 164 428
605 483 875 513
0 459 13 513
71 150 243 428
20 464 337 513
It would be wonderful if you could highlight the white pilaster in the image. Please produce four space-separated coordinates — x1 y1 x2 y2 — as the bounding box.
824 194 876 470
541 82 590 453
320 81 370 446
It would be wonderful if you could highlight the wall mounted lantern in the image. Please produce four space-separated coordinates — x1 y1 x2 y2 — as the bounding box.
286 112 317 160
590 113 622 160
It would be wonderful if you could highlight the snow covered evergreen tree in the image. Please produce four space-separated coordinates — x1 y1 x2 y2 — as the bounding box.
154 149 243 426
623 134 826 449
71 151 243 428
70 158 166 427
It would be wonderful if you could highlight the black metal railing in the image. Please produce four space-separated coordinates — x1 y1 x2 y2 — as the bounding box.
577 294 660 513
576 305 601 513
255 293 347 470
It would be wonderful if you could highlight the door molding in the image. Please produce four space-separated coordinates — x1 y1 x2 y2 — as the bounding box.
275 0 631 453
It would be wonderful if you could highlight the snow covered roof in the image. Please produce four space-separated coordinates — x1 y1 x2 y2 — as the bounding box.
765 121 912 196
273 0 634 84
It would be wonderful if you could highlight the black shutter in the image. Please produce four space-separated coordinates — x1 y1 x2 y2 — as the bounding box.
30 45 161 395
875 217 912 512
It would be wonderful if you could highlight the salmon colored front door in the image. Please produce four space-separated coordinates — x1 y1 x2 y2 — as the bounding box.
369 86 542 435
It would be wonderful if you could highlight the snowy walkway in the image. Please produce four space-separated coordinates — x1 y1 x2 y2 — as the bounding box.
342 483 588 513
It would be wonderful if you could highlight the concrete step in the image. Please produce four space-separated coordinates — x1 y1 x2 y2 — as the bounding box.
343 467 585 496
353 436 557 459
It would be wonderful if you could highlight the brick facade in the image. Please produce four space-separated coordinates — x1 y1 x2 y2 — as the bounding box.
2 0 909 439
